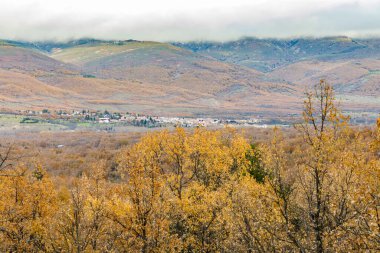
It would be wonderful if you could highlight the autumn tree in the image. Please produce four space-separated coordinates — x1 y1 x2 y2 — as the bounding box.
261 80 371 252
111 131 176 252
1 82 379 252
0 163 57 252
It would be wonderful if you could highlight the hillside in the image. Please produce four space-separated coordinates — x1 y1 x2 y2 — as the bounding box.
0 37 379 119
175 37 380 114
174 36 380 72
0 40 300 117
0 44 77 73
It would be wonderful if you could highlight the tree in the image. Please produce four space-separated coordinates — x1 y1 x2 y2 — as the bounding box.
0 164 57 252
245 143 266 183
112 131 176 252
263 80 371 252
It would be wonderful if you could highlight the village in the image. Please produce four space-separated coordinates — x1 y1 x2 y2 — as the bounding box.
11 109 269 128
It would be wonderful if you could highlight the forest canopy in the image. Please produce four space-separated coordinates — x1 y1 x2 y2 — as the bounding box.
0 80 379 252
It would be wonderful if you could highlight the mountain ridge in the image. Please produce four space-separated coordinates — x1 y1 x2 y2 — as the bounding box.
0 37 379 120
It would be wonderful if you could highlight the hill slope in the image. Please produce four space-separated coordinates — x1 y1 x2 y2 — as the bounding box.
173 36 380 72
0 41 300 117
48 40 302 116
0 38 379 119
174 37 380 114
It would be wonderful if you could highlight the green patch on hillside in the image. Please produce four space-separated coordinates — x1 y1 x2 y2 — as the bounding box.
82 74 96 78
50 41 182 65
331 36 353 43
20 117 39 124
0 40 10 46
368 70 380 75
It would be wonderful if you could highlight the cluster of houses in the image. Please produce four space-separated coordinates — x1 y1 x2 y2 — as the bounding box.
14 109 266 128
99 115 264 128
151 117 263 127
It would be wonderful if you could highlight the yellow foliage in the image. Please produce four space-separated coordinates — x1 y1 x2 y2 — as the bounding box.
0 84 379 251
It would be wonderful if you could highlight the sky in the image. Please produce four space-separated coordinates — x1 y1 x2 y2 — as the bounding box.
1 0 380 42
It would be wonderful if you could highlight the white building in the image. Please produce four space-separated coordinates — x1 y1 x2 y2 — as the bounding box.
99 118 110 123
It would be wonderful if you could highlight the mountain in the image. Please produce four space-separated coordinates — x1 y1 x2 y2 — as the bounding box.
0 37 379 120
173 36 380 72
0 40 299 117
174 36 380 115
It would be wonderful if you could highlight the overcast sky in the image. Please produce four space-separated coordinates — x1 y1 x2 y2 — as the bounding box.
1 0 380 42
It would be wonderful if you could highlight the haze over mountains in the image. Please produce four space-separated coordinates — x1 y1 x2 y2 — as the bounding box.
0 36 379 119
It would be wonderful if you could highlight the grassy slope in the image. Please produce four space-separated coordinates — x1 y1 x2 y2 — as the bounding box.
0 45 77 73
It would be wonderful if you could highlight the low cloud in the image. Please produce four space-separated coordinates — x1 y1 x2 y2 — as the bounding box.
1 0 380 42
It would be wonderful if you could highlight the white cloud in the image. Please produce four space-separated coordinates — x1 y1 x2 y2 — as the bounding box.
1 0 380 41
